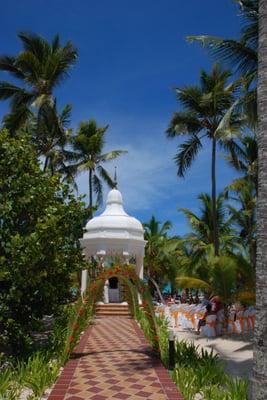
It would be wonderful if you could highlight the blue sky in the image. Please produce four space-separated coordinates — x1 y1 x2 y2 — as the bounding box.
0 0 241 235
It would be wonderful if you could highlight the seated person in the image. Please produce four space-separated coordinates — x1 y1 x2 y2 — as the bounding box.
189 294 194 304
197 304 214 333
194 294 200 304
201 293 211 307
211 297 224 313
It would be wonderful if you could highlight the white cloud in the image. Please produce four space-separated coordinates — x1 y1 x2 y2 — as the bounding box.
74 112 237 236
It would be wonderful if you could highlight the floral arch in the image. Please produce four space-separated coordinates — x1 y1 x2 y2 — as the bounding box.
64 265 160 360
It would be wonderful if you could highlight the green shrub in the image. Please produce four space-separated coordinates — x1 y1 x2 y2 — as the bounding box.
224 375 249 400
19 352 60 398
172 340 248 400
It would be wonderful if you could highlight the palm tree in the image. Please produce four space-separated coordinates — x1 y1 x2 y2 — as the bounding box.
252 0 267 397
0 32 77 132
28 101 73 175
166 64 242 256
187 0 258 125
179 193 236 279
176 255 238 305
226 181 256 268
70 119 126 215
143 216 180 301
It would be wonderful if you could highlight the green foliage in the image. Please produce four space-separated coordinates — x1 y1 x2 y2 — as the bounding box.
155 316 169 366
143 215 181 293
172 340 248 400
187 1 258 126
0 130 87 354
0 32 78 132
19 353 59 398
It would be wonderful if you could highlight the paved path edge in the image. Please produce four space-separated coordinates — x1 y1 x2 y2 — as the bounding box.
48 319 184 400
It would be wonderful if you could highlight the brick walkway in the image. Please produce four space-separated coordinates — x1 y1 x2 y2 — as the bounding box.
48 317 183 400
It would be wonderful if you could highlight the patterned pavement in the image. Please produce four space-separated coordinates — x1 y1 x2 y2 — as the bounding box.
48 317 183 400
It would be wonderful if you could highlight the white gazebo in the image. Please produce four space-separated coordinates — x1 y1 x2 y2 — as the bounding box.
80 188 146 302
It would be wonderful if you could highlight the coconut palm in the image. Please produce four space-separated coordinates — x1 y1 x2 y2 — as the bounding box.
187 0 258 125
70 119 126 215
179 193 236 279
143 216 180 300
252 1 267 397
0 32 77 132
226 180 256 268
176 255 238 304
26 101 73 175
166 64 243 256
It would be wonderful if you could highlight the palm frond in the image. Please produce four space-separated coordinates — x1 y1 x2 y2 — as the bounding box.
187 35 257 76
3 105 32 133
175 277 212 291
166 111 202 137
16 51 42 86
100 150 127 162
60 104 72 127
176 86 203 113
97 165 114 188
215 100 243 140
93 174 103 205
174 134 202 177
17 32 49 62
0 56 24 79
0 81 26 100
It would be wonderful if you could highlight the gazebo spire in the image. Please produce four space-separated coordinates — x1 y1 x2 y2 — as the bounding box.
114 166 118 189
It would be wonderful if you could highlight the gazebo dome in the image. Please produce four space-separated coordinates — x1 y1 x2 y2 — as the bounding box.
80 188 146 258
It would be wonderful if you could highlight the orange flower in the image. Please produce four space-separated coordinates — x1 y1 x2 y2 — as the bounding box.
69 336 74 343
78 308 84 316
154 335 159 341
72 323 79 331
142 300 148 307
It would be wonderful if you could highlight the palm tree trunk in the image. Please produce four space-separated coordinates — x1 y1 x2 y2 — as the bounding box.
89 169 93 219
252 1 267 397
43 156 49 172
211 137 219 256
149 276 166 305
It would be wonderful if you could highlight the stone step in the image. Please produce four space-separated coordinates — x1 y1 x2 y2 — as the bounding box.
95 303 131 317
96 305 129 310
96 311 130 316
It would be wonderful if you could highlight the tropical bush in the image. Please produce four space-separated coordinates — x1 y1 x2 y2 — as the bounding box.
0 130 87 355
171 340 248 400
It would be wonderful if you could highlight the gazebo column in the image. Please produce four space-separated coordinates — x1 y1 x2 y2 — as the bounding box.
136 254 144 305
81 269 88 296
136 254 144 280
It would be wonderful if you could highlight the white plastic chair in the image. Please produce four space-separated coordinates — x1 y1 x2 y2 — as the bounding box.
200 314 217 337
248 307 255 331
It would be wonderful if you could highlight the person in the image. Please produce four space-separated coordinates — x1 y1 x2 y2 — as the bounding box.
189 294 194 304
201 293 211 307
211 296 223 313
181 289 187 303
194 294 200 304
197 304 214 334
